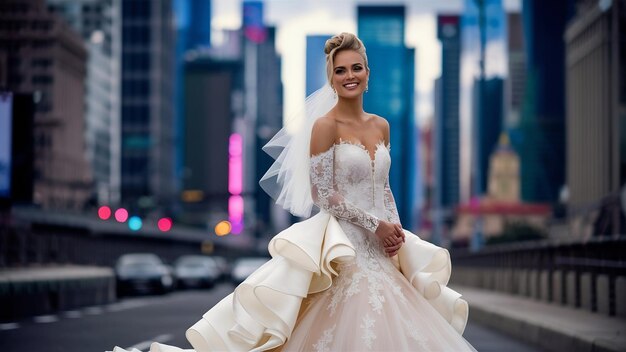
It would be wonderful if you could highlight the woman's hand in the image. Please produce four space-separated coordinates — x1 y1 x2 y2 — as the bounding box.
374 220 404 257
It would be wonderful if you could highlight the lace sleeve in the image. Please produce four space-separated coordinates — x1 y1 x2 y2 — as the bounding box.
384 176 401 225
309 148 380 232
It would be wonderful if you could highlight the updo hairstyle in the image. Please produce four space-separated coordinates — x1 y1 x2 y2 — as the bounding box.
324 32 369 86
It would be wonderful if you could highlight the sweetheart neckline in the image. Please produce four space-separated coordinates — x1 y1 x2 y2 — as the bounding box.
335 139 389 162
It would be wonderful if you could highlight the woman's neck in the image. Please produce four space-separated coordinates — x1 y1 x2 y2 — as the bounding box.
334 95 365 120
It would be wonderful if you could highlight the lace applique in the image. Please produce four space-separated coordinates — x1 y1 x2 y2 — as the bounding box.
401 317 431 350
323 223 407 317
309 148 379 232
312 324 337 352
360 313 377 349
383 177 401 224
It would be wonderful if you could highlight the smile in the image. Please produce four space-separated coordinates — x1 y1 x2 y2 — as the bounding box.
343 82 359 89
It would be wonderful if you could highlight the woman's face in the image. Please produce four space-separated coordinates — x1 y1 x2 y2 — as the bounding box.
331 50 369 99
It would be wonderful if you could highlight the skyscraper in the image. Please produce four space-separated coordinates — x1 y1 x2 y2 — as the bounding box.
432 15 462 244
565 0 625 234
48 0 121 206
473 77 504 192
520 0 573 203
0 0 92 210
174 0 212 203
120 0 175 214
435 15 462 208
357 5 417 229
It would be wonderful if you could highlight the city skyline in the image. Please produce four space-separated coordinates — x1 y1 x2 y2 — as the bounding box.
211 0 522 126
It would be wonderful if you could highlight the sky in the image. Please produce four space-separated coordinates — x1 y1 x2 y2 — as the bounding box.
211 0 521 126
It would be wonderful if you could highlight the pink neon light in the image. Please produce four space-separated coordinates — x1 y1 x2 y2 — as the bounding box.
228 195 244 222
229 134 242 156
228 133 243 195
229 156 242 195
231 220 244 234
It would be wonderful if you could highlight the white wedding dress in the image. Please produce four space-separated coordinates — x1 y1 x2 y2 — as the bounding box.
111 141 475 352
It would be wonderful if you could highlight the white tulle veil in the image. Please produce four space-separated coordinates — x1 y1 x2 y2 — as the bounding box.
259 84 337 217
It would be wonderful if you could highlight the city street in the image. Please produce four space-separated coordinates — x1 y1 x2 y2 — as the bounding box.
0 283 543 352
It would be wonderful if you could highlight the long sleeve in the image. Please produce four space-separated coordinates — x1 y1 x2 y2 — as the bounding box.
309 148 380 232
383 177 401 225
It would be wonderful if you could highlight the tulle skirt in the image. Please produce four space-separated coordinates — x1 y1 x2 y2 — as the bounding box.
280 247 475 351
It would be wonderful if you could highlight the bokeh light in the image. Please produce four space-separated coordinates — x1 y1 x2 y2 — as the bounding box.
128 216 142 231
98 206 111 220
114 208 128 223
157 217 173 232
214 220 231 236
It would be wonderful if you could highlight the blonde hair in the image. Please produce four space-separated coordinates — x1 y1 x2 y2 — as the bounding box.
324 32 369 86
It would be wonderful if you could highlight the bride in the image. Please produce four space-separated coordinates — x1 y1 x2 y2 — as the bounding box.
112 32 475 352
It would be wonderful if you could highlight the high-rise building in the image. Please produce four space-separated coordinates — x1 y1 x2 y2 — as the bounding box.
120 0 175 214
0 0 92 210
473 77 504 192
357 5 417 229
173 0 212 205
435 15 462 208
48 0 121 206
519 0 573 203
565 0 626 234
306 35 330 96
181 53 242 227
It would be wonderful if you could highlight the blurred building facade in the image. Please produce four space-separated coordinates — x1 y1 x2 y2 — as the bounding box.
453 134 550 244
357 5 417 229
173 0 212 211
181 53 242 228
119 0 175 215
48 0 121 206
505 11 526 181
473 77 504 192
305 35 330 96
505 12 526 143
433 15 462 243
565 0 626 236
253 27 283 239
519 0 573 204
0 0 93 210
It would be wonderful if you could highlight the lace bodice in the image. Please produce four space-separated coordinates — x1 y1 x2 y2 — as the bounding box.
309 141 401 233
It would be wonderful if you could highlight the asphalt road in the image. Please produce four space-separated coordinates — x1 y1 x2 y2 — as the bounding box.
0 283 543 352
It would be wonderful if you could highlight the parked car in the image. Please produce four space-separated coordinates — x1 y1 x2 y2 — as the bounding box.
231 257 269 285
174 255 220 289
115 253 175 296
212 256 231 281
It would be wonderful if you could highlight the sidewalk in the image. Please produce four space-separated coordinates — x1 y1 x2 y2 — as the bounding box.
456 285 626 352
0 265 115 320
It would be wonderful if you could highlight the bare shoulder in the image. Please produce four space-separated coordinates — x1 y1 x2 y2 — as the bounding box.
369 114 390 133
310 115 338 155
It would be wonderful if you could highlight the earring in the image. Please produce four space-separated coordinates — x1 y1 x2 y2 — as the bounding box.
365 84 369 93
333 88 337 99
